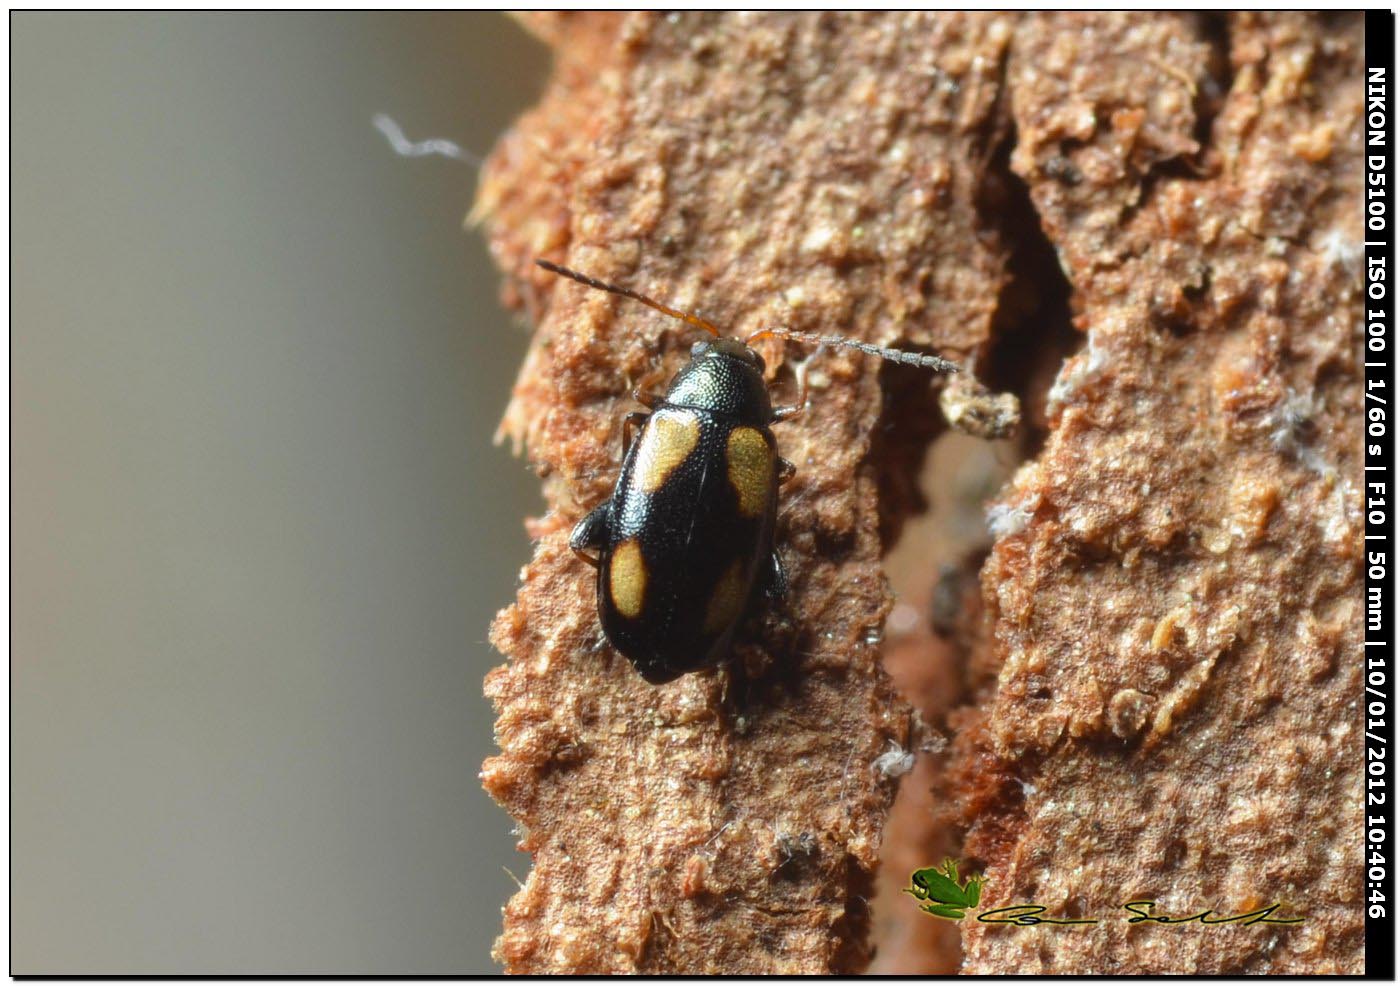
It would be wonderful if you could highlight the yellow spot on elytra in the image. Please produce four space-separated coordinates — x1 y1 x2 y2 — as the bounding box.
703 558 748 634
726 427 774 517
609 540 647 619
636 411 700 493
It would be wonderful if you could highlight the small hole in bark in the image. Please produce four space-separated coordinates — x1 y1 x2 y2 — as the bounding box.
1163 837 1188 869
1062 895 1091 919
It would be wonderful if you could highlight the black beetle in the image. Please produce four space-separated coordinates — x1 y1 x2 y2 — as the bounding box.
537 259 959 684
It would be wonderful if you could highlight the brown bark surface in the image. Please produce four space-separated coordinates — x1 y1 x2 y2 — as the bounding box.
957 12 1366 974
475 11 1364 975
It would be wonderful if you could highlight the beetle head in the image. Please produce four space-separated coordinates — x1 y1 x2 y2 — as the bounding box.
690 336 766 372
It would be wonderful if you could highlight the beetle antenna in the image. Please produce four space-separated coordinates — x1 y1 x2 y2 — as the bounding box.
535 259 721 337
746 327 961 373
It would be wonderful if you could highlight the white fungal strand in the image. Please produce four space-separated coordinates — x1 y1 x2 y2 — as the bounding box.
373 113 480 166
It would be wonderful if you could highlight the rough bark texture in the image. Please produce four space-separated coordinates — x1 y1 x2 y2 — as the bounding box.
954 11 1366 975
478 12 1009 974
476 11 1364 975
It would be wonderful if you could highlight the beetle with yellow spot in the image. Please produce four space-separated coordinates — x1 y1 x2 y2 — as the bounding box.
539 259 960 684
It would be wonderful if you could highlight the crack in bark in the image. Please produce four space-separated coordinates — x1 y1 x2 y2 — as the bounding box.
478 12 1361 974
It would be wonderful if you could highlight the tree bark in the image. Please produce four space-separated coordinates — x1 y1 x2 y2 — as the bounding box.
476 11 1364 974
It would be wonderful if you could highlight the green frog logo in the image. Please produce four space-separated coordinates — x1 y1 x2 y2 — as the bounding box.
904 858 985 920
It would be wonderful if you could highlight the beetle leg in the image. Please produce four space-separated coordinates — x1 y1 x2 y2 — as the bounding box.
622 411 649 456
762 549 789 601
777 457 796 485
771 349 814 422
569 502 611 569
771 402 805 422
631 365 668 409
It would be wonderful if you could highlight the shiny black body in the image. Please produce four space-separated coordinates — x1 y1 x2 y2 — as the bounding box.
570 338 790 684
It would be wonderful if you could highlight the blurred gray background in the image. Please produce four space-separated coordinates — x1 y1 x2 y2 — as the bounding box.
13 13 549 974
